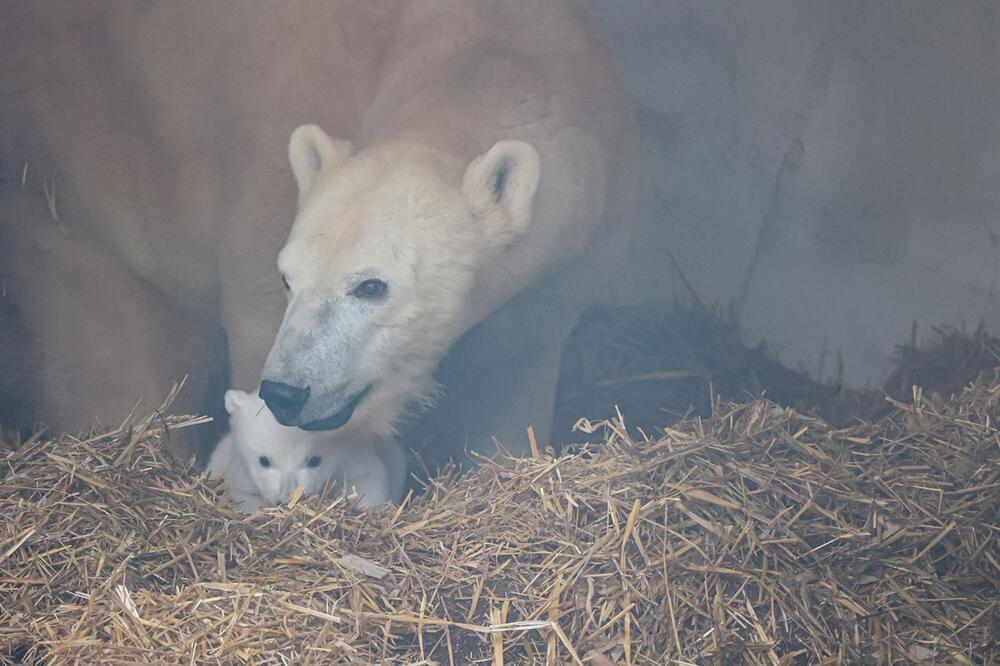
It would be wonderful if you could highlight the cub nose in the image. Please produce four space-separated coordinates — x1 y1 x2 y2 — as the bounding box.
259 380 310 425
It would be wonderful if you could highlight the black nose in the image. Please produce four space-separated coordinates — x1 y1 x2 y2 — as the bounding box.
259 380 310 425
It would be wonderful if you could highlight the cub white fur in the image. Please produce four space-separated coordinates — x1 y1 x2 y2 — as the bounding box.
207 389 406 512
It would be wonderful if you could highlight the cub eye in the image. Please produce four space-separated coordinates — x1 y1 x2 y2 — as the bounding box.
306 455 322 468
350 278 388 300
258 456 271 468
281 273 291 291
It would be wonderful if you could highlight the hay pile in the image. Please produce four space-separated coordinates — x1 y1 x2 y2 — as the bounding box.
555 305 1000 441
2 377 998 663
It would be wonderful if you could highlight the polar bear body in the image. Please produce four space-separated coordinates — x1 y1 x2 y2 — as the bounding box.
1 1 635 464
260 3 635 460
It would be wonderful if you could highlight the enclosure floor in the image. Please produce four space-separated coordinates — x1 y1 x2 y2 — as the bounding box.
2 306 998 664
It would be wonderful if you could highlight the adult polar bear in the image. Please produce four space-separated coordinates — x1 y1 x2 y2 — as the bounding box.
260 5 636 459
0 1 634 461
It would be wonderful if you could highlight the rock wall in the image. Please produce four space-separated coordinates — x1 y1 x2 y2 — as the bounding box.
587 0 1000 386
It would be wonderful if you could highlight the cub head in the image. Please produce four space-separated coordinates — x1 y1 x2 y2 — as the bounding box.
260 124 541 432
224 388 341 505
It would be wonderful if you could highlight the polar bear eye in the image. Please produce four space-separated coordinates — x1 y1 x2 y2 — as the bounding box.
258 456 271 468
281 273 291 291
306 455 322 468
350 278 388 300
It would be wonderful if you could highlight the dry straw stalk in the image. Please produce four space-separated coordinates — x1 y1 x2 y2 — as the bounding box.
1 378 998 664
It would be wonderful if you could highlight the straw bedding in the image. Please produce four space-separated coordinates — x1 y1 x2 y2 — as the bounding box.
1 368 998 664
554 305 1000 441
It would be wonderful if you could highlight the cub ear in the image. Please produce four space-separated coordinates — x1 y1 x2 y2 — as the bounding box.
462 140 540 242
288 124 353 200
224 389 251 416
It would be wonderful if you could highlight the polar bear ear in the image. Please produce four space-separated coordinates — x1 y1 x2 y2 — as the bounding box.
288 124 353 199
224 389 250 416
462 140 541 240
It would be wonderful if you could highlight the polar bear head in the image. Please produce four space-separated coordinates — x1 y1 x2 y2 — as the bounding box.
224 388 344 505
259 124 541 433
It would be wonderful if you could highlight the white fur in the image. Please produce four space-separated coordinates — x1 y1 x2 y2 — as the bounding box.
4 3 633 465
261 134 542 436
462 140 541 242
206 430 267 512
257 6 633 462
288 124 354 202
206 388 406 512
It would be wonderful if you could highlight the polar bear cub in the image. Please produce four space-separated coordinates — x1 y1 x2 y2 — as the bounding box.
207 388 406 512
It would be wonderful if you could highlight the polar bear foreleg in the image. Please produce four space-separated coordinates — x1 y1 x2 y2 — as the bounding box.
433 337 565 462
